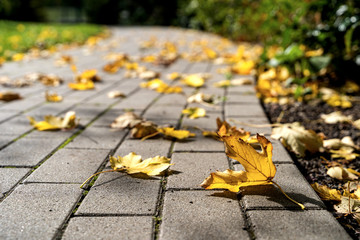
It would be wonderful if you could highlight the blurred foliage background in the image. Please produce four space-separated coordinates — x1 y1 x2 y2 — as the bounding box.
0 0 359 80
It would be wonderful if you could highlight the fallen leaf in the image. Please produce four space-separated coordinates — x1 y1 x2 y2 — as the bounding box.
28 111 78 131
139 70 160 80
109 152 172 176
167 72 181 81
68 81 95 90
157 127 196 140
107 91 126 98
131 121 159 139
353 119 360 130
335 197 360 214
45 91 62 102
0 91 22 102
181 74 205 88
182 107 206 119
311 183 341 201
271 122 323 157
110 112 143 129
320 111 353 124
327 166 358 181
187 93 215 105
201 134 276 192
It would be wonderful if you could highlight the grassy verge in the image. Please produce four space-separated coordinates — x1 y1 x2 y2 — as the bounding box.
0 20 106 61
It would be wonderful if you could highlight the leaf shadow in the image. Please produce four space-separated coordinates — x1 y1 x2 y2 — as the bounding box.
209 191 239 200
239 185 325 210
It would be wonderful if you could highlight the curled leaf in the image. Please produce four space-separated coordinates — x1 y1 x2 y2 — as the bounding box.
28 111 78 131
0 91 22 102
271 122 323 157
157 127 196 140
45 91 63 102
311 183 342 202
327 166 358 181
110 112 143 129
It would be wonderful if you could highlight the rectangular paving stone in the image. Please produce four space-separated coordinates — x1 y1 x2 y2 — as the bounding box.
115 138 172 159
225 102 267 118
71 103 108 124
154 94 187 107
0 137 65 166
143 105 184 121
0 95 44 111
0 115 34 135
0 110 18 123
227 94 260 104
173 129 225 152
248 209 351 240
25 148 110 183
65 126 125 149
76 171 161 215
0 183 82 240
0 167 30 197
113 89 160 110
63 216 153 240
0 135 16 149
234 164 325 209
167 152 229 189
227 85 256 95
160 190 249 240
227 116 272 135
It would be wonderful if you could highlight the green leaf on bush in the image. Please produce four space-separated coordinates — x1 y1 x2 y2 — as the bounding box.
309 56 331 71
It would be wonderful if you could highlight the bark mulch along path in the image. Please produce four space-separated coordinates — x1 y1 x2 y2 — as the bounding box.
263 98 360 239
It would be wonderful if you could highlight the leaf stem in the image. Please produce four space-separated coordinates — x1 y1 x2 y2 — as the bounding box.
272 181 305 210
80 169 119 188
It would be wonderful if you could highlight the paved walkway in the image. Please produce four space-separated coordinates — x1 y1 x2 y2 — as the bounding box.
0 27 351 239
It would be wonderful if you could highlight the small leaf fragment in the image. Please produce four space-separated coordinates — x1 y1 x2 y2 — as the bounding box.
182 107 206 119
110 112 143 129
327 166 358 181
0 91 22 102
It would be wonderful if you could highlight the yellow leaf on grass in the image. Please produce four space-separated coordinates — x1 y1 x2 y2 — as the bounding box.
28 111 78 131
109 152 171 176
182 107 206 119
201 134 276 192
157 127 195 139
68 80 95 90
181 74 205 88
311 183 341 202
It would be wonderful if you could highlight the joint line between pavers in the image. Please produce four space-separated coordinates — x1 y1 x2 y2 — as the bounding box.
245 206 325 211
223 76 258 240
151 61 193 240
73 213 154 217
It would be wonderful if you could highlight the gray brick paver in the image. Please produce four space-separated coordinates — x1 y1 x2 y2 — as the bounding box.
160 190 249 240
25 148 110 183
0 167 30 197
62 216 153 240
0 184 82 240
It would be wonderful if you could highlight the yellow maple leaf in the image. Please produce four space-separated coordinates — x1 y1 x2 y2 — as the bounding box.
181 74 205 88
156 85 183 94
68 80 95 90
201 133 304 209
28 111 78 131
157 127 195 139
182 107 206 119
140 79 166 90
109 152 172 176
202 134 276 191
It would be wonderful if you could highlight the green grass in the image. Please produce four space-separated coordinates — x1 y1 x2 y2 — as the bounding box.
0 20 106 60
